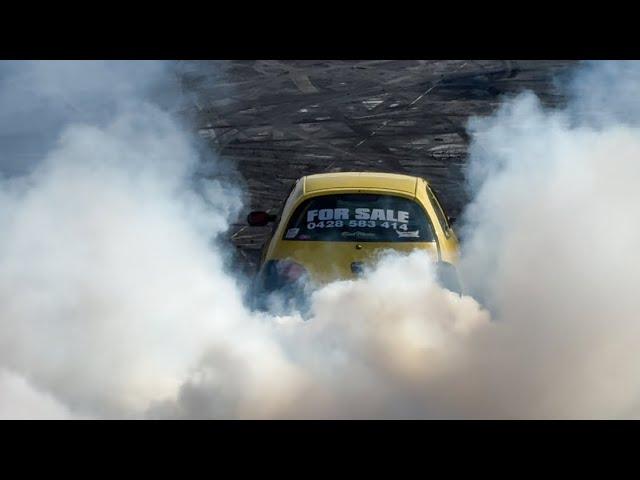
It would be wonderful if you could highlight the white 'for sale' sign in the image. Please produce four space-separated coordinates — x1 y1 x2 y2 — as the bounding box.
306 208 409 223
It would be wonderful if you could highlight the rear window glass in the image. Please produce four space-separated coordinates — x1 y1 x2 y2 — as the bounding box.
282 194 435 242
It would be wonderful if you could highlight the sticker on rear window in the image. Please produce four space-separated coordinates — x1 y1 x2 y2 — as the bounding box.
284 194 436 243
306 208 409 223
396 230 420 238
285 228 300 239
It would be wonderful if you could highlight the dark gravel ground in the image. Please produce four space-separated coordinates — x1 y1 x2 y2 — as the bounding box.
176 60 577 274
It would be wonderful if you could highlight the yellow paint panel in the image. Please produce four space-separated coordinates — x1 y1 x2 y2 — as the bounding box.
272 241 438 283
259 172 460 286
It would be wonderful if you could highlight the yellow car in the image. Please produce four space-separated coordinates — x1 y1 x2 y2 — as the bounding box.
248 172 461 301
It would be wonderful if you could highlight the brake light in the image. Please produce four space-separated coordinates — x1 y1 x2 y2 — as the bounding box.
274 260 307 282
261 259 308 292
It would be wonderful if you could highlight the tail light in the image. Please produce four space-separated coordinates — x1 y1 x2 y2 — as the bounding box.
261 259 308 292
274 260 307 282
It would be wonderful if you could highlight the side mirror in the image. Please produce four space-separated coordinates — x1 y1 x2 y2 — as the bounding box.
247 211 276 226
447 216 457 226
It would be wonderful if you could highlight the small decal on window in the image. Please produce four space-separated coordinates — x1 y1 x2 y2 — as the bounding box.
396 230 420 238
285 228 300 239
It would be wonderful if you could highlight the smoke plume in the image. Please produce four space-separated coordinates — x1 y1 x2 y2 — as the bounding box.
1 61 640 419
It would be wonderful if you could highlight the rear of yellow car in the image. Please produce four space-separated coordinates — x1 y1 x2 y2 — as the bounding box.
250 172 461 307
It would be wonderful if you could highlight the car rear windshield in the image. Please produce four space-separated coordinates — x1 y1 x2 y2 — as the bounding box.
282 193 435 242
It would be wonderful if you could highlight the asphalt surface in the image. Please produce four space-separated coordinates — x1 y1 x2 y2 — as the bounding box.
177 60 577 274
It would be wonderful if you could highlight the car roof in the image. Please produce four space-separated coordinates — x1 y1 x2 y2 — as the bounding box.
303 172 420 196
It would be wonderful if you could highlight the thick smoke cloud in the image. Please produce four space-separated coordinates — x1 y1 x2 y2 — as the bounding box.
0 61 246 418
454 68 640 417
0 368 77 419
148 251 489 419
1 61 640 419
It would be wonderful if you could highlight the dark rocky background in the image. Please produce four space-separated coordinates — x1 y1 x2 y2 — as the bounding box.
176 60 576 273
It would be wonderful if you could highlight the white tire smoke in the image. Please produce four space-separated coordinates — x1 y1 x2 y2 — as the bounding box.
1 61 639 419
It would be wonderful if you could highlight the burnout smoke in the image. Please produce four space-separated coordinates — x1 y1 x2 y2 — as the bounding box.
0 61 246 418
1 60 640 419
